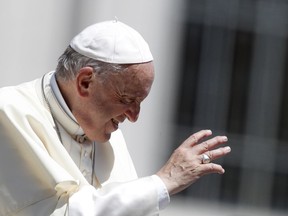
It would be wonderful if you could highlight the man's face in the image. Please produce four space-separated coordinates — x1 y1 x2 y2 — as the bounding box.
76 62 154 142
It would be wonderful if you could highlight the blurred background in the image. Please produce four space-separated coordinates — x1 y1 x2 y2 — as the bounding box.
0 0 287 215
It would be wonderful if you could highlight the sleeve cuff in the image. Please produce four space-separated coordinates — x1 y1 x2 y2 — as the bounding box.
151 175 170 210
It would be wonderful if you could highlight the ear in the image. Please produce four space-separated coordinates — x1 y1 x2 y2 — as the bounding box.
76 67 95 97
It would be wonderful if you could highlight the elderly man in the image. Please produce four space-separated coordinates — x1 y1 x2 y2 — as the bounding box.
0 20 231 215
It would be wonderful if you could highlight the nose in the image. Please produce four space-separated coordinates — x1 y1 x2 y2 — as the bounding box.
124 103 140 122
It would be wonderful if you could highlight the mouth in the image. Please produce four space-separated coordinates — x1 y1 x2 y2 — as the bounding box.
111 118 119 129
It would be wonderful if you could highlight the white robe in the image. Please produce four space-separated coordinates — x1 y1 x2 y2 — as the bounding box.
0 72 162 215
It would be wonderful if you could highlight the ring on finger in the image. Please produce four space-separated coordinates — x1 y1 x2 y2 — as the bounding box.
202 154 211 164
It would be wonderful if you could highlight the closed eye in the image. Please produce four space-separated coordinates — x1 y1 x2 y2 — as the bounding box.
120 97 135 105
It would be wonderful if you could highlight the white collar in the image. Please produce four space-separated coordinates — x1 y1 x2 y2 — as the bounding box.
42 71 84 136
50 73 77 122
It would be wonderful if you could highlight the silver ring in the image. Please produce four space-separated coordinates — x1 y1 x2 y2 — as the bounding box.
202 154 211 164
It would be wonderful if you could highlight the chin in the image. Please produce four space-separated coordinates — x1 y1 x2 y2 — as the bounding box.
93 133 111 143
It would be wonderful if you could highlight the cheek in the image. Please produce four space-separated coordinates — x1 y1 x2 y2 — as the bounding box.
88 96 128 122
102 102 128 115
90 104 119 122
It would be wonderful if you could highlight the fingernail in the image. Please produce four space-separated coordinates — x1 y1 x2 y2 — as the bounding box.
225 146 231 153
219 169 225 174
207 129 212 134
223 136 228 142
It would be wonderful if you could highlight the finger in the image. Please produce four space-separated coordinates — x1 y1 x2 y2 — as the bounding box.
206 146 231 161
200 163 226 175
183 129 212 147
194 135 228 154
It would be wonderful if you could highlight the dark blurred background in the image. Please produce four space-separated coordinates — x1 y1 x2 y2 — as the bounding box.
172 0 288 214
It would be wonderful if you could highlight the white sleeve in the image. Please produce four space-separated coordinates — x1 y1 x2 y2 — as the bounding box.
68 176 162 216
151 175 170 210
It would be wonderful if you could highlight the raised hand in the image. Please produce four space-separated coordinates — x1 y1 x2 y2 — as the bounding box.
157 130 231 195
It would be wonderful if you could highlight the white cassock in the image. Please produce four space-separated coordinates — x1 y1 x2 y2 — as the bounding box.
0 71 169 216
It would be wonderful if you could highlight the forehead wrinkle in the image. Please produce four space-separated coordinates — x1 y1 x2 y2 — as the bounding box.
100 62 154 99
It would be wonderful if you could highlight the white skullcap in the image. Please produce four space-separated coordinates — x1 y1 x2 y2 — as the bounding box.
70 20 153 64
